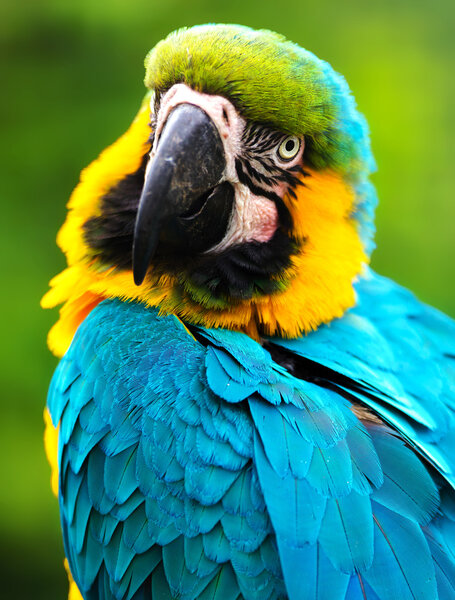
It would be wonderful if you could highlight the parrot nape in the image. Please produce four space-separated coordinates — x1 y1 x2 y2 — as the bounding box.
43 24 455 600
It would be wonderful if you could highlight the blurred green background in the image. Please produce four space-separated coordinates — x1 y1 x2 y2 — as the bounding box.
1 0 453 598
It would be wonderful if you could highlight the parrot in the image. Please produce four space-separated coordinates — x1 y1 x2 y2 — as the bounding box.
42 23 455 600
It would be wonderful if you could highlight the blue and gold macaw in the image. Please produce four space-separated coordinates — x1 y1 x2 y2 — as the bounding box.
43 24 455 600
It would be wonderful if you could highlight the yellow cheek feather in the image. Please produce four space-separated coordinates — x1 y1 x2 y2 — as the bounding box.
260 170 368 338
42 101 368 356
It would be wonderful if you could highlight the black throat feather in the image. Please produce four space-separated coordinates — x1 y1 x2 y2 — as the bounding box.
84 140 305 300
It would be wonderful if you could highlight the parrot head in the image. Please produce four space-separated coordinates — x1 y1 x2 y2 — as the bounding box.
43 24 377 355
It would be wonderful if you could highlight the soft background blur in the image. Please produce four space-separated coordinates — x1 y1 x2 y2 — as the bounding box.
1 0 454 597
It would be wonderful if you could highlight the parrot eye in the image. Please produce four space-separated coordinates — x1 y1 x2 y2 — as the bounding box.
277 136 301 161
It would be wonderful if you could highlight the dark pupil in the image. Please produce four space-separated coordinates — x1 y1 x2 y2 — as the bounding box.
285 139 295 152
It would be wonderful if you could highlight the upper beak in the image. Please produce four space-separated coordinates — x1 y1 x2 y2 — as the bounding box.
132 103 234 286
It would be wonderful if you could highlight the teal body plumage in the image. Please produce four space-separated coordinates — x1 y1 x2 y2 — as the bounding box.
48 271 455 600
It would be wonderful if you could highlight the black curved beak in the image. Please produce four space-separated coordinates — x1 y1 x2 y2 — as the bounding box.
132 103 234 286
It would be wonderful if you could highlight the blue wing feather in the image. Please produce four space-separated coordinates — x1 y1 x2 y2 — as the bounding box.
319 492 374 573
365 504 437 599
369 427 439 524
278 542 350 600
427 536 455 600
48 269 455 600
197 564 241 600
345 576 381 600
184 535 219 578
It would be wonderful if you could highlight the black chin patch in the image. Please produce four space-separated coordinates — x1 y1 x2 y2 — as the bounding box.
83 157 298 300
83 154 147 269
156 229 298 299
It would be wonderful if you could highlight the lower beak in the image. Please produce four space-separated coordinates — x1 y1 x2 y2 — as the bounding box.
132 103 234 286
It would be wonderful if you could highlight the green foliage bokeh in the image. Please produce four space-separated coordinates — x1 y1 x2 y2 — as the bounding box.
1 1 453 598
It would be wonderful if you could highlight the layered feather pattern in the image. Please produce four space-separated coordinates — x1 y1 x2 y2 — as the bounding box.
48 271 455 599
